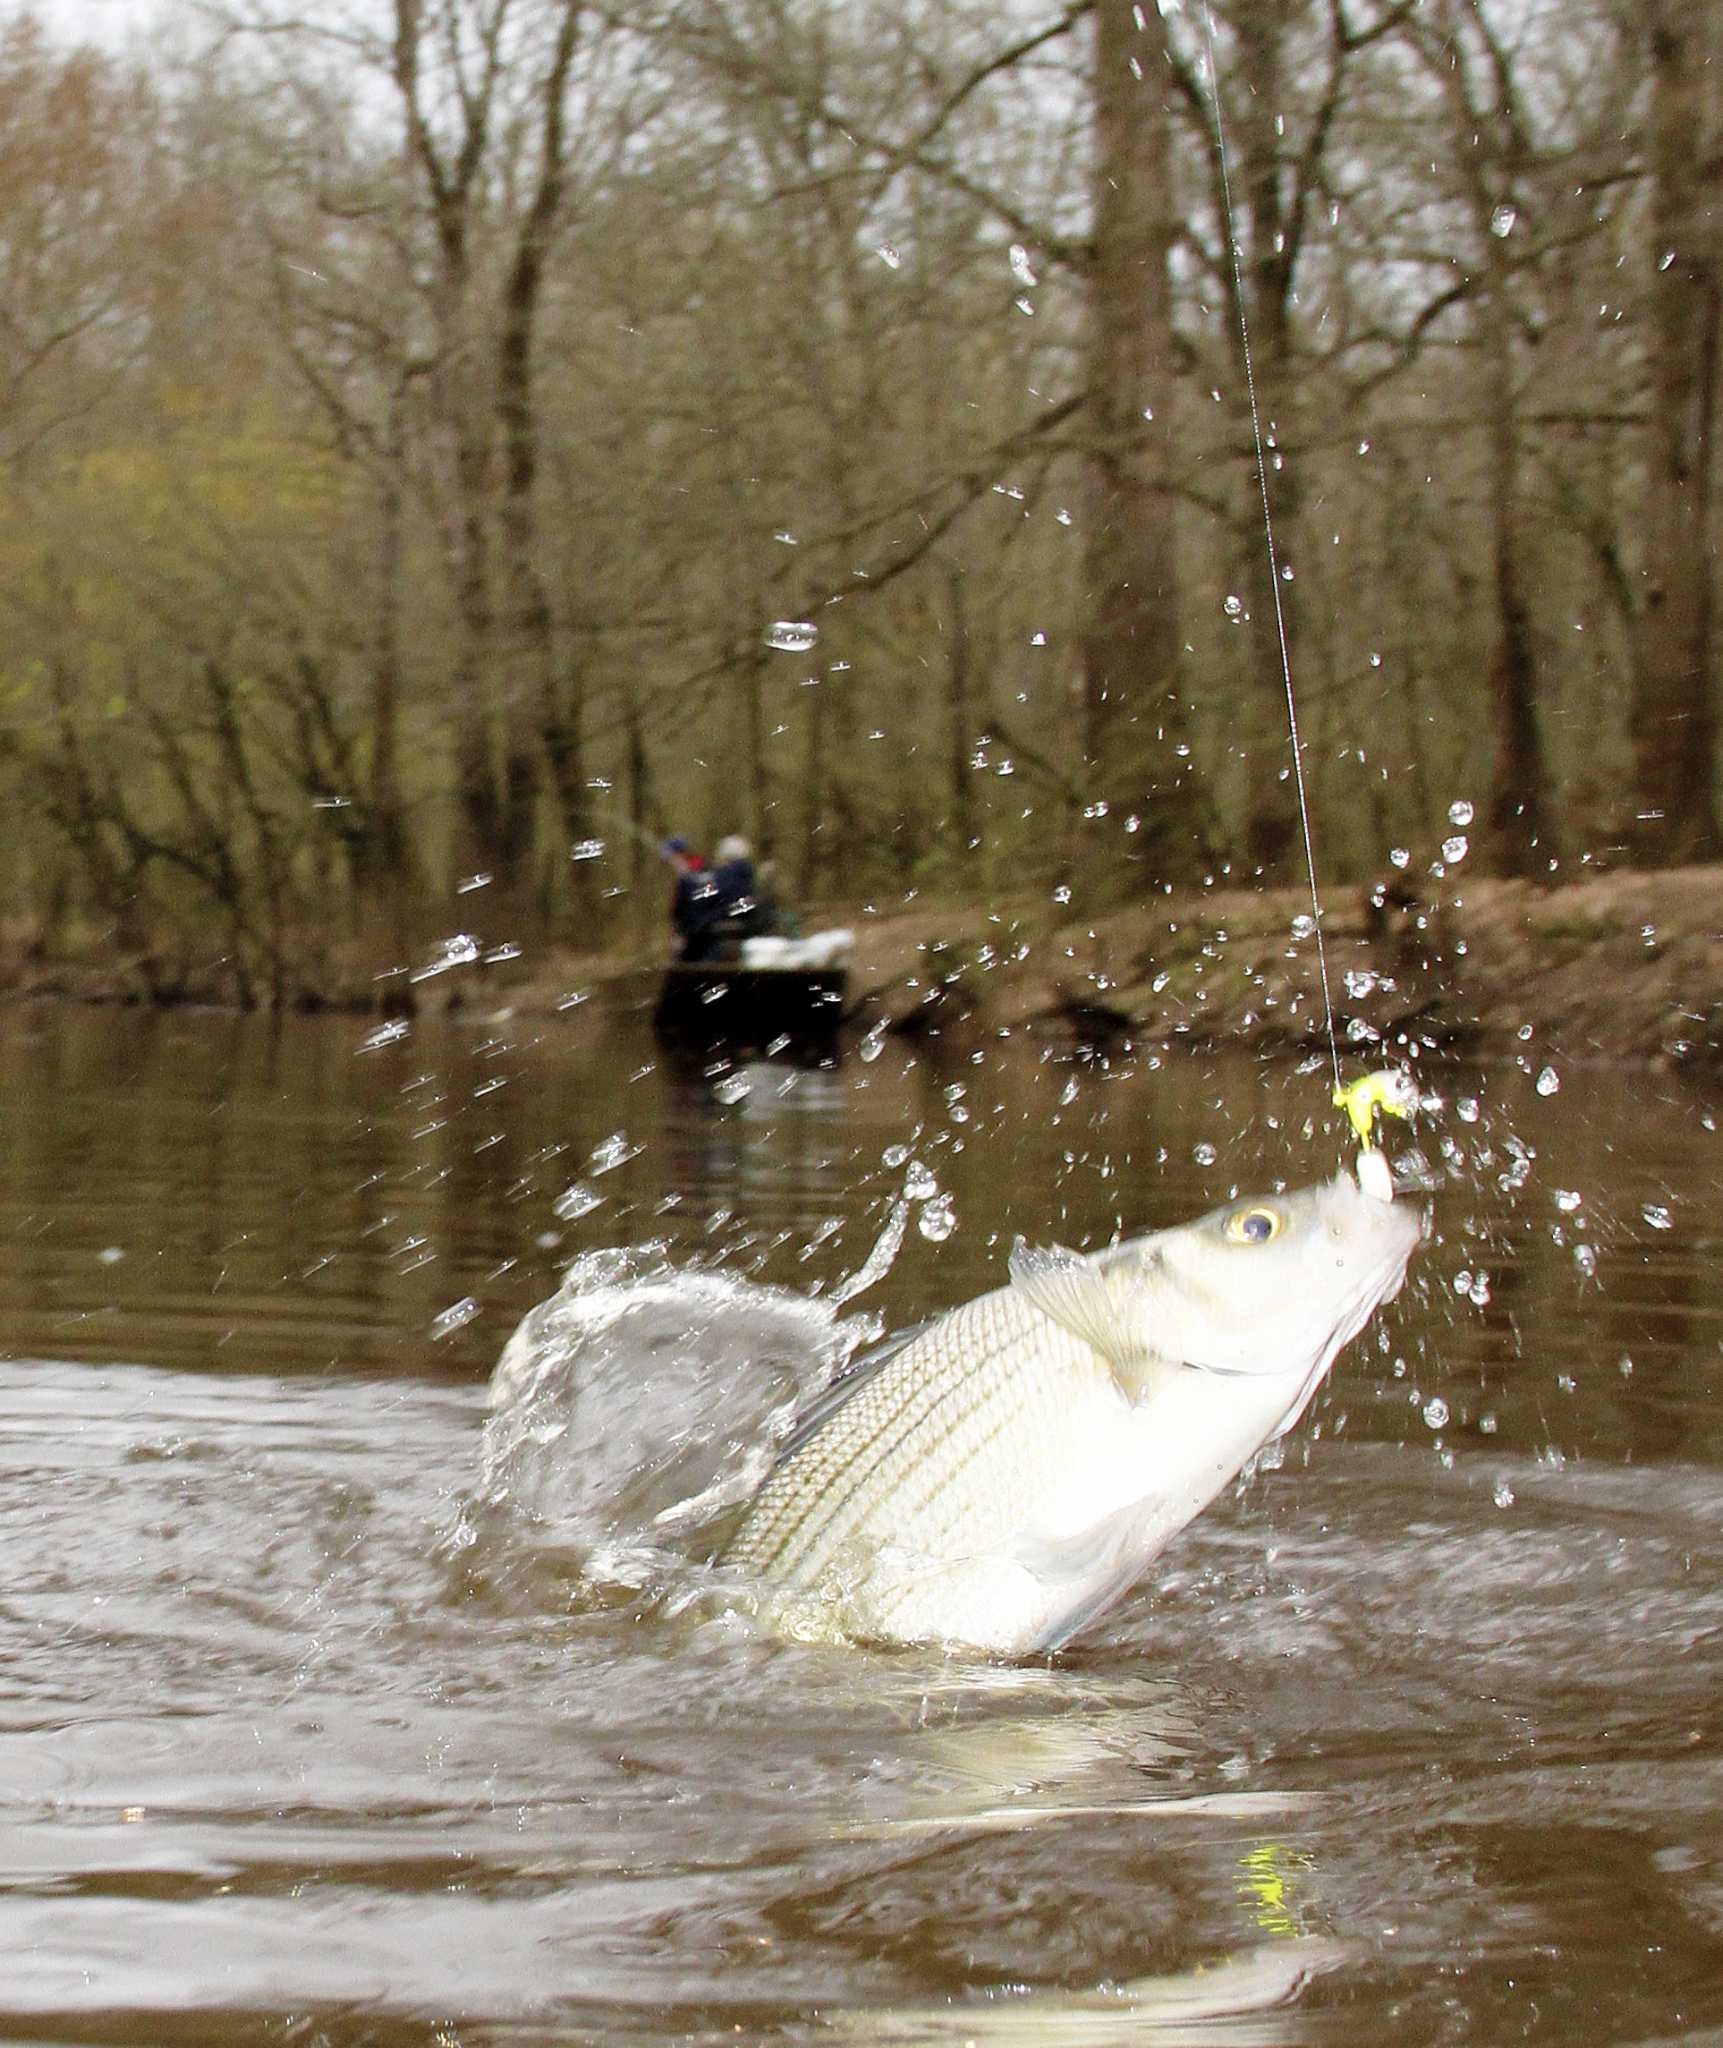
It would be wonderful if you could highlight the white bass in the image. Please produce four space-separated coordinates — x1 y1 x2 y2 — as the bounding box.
723 1164 1422 1654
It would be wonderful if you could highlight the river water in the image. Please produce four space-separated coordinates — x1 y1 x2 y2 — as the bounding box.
0 1001 1718 2045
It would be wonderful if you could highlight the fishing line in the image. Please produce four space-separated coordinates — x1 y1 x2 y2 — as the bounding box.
1193 0 1343 1099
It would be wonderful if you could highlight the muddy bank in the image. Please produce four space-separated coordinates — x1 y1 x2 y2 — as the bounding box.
827 865 1723 1069
7 865 1723 1069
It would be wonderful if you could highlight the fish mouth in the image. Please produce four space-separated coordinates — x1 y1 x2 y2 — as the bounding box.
1320 1177 1424 1352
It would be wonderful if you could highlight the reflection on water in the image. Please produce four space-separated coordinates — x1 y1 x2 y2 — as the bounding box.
0 1007 1720 2042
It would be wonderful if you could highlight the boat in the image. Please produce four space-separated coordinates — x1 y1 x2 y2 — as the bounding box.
650 931 855 1055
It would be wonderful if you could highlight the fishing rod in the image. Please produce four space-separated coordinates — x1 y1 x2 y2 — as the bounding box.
587 803 682 864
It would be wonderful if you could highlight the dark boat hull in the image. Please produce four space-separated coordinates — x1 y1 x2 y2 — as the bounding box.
652 964 849 1053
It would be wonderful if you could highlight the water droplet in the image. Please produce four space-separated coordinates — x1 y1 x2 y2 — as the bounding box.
904 1160 939 1201
1442 834 1469 864
431 1297 479 1340
1290 913 1317 939
1389 846 1410 869
711 1072 752 1106
1457 1096 1481 1123
1573 1242 1597 1278
1422 1397 1449 1429
1344 967 1377 999
1659 247 1676 271
1055 507 1073 526
569 838 605 861
1493 1479 1515 1509
553 1183 604 1221
1357 438 1371 455
1008 242 1037 287
1192 1141 1218 1166
877 244 901 268
456 872 492 893
1223 593 1244 618
917 1193 956 1241
1642 1202 1674 1230
1490 202 1518 237
882 1142 911 1168
1535 1066 1560 1096
1448 798 1474 826
1279 563 1294 582
97 1246 125 1266
766 620 818 653
1554 1189 1583 1213
410 933 480 982
589 1132 642 1175
358 1020 410 1052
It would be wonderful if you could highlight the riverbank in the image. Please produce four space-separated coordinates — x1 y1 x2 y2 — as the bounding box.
828 865 1723 1067
7 864 1722 1067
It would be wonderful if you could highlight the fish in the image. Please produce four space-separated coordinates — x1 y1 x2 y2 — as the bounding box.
721 1161 1422 1655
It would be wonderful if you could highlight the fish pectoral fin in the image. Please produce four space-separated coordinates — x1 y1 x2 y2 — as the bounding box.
1011 1500 1146 1584
1007 1241 1180 1403
1009 1502 1163 1647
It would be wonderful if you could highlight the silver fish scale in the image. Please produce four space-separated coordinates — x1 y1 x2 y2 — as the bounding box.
724 1286 1106 1585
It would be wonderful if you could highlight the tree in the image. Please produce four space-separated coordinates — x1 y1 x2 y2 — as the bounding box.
0 17 158 475
1409 0 1557 875
1079 0 1206 885
1629 0 1723 865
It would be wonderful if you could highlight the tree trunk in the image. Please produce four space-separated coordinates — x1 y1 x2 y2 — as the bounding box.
361 401 413 965
1081 0 1210 888
498 0 585 924
737 639 771 852
1231 0 1303 881
945 561 975 860
1630 0 1723 865
1480 230 1554 874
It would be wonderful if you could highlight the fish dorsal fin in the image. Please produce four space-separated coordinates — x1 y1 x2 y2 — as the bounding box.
1007 1241 1180 1405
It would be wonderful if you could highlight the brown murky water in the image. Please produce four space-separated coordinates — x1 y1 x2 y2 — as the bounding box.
0 1003 1719 2045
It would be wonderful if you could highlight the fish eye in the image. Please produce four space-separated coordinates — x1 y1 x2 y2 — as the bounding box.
1225 1206 1281 1246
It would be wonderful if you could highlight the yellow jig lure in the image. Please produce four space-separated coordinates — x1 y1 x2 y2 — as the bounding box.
1334 1068 1418 1203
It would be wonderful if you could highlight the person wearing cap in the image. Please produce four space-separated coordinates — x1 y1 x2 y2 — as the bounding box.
664 836 723 960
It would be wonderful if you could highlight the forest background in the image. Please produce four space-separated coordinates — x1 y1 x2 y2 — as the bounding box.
0 0 1719 1008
